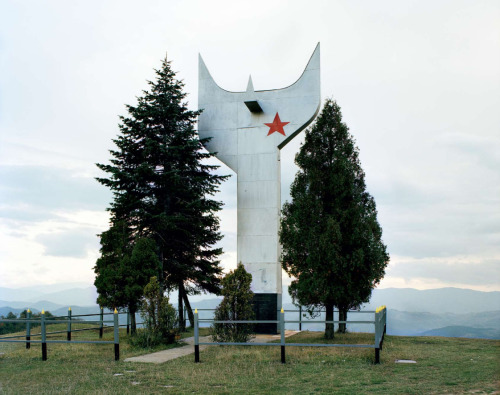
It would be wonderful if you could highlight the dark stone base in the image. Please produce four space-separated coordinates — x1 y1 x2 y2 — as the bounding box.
252 293 279 334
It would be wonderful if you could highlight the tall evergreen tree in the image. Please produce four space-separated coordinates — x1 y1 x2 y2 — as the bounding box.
95 56 228 329
280 99 389 339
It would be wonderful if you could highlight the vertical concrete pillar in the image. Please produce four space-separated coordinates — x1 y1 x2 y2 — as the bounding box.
198 44 321 333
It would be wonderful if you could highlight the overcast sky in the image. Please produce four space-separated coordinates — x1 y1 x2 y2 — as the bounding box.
0 0 499 292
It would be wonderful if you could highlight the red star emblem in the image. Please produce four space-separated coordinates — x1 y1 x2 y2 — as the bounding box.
264 113 289 136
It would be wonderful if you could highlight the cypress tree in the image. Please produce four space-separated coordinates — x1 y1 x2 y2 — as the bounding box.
279 99 389 338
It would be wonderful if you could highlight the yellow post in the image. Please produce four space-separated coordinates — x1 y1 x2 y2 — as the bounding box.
99 307 104 338
280 307 285 363
26 308 31 349
67 307 72 341
41 309 47 360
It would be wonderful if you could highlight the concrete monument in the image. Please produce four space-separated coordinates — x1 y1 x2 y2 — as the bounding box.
198 44 321 331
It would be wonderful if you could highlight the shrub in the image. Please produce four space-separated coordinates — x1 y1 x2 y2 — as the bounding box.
131 276 178 348
211 263 255 343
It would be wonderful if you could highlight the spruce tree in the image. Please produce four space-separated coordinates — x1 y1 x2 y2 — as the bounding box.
95 56 228 329
279 99 389 339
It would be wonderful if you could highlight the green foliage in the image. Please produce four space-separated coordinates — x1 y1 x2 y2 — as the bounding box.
0 310 54 335
131 276 178 348
0 312 22 335
95 56 228 327
94 221 160 315
211 263 255 343
280 99 389 337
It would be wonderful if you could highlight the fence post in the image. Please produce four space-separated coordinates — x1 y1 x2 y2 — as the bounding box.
280 308 285 364
194 309 199 363
114 308 119 361
374 306 385 364
41 310 47 361
99 307 104 339
126 309 130 335
26 309 31 349
380 307 386 351
299 305 302 331
67 307 72 341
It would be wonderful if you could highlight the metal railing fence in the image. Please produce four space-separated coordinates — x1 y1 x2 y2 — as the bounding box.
191 307 379 332
193 306 387 364
0 309 120 361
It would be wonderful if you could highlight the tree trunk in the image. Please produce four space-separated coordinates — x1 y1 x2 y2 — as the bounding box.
324 303 335 339
178 283 185 332
180 283 195 329
338 307 347 334
158 249 164 290
129 306 137 335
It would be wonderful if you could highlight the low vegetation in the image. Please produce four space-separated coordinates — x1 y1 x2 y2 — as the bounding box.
211 263 255 343
0 325 498 394
130 277 179 348
0 310 54 335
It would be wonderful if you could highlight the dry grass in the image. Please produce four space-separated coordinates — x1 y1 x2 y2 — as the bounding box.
0 326 499 394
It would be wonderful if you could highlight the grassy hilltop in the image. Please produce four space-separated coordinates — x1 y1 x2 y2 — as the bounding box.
0 325 499 394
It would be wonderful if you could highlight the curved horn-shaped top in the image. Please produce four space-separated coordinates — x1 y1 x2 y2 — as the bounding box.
198 44 321 171
199 42 320 96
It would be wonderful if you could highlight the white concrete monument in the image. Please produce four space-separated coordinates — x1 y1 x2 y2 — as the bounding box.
198 44 321 331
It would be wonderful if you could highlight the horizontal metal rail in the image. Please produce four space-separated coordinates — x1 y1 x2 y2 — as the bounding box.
204 320 279 324
283 343 375 348
200 319 374 324
0 339 114 344
0 310 121 361
285 320 375 324
0 322 143 340
198 341 375 348
193 307 387 364
0 319 112 324
194 308 375 313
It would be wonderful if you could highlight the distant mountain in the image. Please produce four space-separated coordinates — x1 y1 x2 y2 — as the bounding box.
0 282 92 301
3 283 499 314
280 287 500 314
0 300 65 312
362 288 500 314
419 326 500 339
2 285 500 339
0 286 98 307
383 309 500 337
0 306 30 317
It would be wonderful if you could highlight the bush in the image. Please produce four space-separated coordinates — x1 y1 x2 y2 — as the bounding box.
131 276 178 348
211 263 255 343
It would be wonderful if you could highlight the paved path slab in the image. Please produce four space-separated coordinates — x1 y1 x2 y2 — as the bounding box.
125 331 299 364
124 336 210 364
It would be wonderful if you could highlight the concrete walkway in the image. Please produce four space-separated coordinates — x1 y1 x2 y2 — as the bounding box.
124 336 210 364
124 331 299 364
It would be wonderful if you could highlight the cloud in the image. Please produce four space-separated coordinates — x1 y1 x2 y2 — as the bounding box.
0 211 107 287
385 255 500 287
0 165 111 219
36 228 99 258
0 0 499 292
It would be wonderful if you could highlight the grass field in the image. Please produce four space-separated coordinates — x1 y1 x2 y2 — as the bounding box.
0 324 499 394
